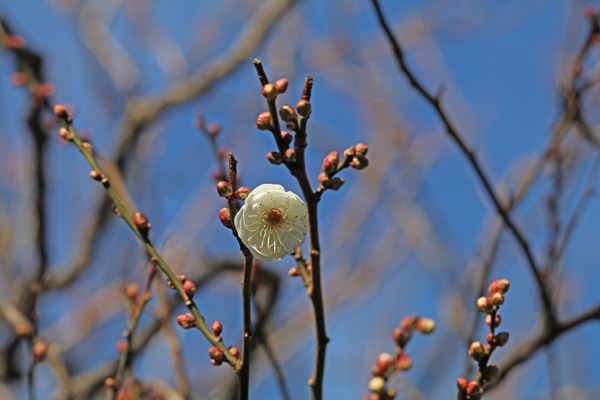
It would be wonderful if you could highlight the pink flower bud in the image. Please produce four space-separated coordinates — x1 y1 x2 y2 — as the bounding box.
330 177 345 191
483 364 499 382
585 4 597 18
229 346 240 358
133 212 150 233
281 131 293 145
267 151 283 165
368 377 385 393
2 35 25 49
32 340 49 363
400 316 414 330
288 267 300 276
416 318 436 334
208 346 224 363
395 352 412 370
355 143 369 157
488 279 510 294
82 142 93 154
466 381 482 396
279 105 297 122
296 99 312 117
321 151 339 175
207 122 221 136
376 353 394 371
486 313 502 328
116 339 127 353
284 148 296 162
176 313 197 329
235 187 252 200
59 127 70 141
350 156 369 170
386 388 398 398
318 172 331 188
256 111 272 130
456 377 468 392
392 327 410 348
494 332 509 346
14 322 34 337
219 208 232 228
468 341 486 361
10 72 28 86
125 282 139 299
275 78 289 94
90 170 103 181
476 297 494 314
212 320 223 336
262 83 278 100
183 280 196 299
490 292 504 306
217 181 233 197
53 104 68 118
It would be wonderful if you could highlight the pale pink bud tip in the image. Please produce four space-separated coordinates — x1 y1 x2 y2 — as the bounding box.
211 321 223 336
415 318 436 334
183 280 196 299
296 99 311 117
368 377 386 393
488 279 510 294
133 212 150 233
468 341 486 361
229 346 240 358
235 187 252 200
53 104 68 117
217 181 233 197
125 282 139 299
284 148 296 162
376 353 394 371
476 296 494 314
456 377 468 392
262 83 278 100
176 313 197 329
288 267 300 276
355 143 369 157
279 105 297 122
486 313 502 328
82 142 93 154
395 352 412 370
321 151 339 175
275 78 289 94
116 339 127 353
32 340 49 363
218 208 232 228
59 127 70 141
267 151 283 165
256 111 272 130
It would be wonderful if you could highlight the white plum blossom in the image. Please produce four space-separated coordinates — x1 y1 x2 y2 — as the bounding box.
234 184 308 262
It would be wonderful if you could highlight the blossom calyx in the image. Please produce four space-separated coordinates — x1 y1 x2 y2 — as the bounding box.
234 184 308 261
219 208 232 228
279 105 297 122
235 187 252 200
267 152 283 165
296 99 311 117
133 212 151 233
176 313 197 329
275 78 289 94
256 111 272 130
217 181 233 198
262 83 278 101
416 318 436 334
468 341 486 361
466 381 482 397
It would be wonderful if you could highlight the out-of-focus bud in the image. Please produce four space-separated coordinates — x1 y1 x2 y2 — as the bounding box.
387 388 398 399
321 151 339 175
90 170 103 181
488 279 510 294
212 320 223 336
585 4 597 18
10 72 28 86
256 111 272 130
395 352 412 370
59 127 70 141
219 208 232 228
284 148 296 162
490 292 504 306
53 104 68 118
32 340 49 363
116 339 127 353
286 120 297 130
208 346 224 364
217 181 233 198
486 313 502 328
476 297 494 314
207 122 221 136
468 341 486 361
133 212 151 233
392 327 410 348
104 378 115 388
368 377 386 393
183 280 196 299
376 353 394 372
350 156 369 170
483 364 499 382
416 318 436 334
318 172 331 188
494 332 509 347
456 377 468 392
262 83 278 100
125 282 139 299
176 313 197 329
275 78 289 94
355 143 369 158
281 131 293 146
288 267 300 276
400 316 414 330
279 105 297 122
486 332 495 345
229 346 240 358
235 187 252 200
2 35 25 49
466 381 482 397
330 177 345 191
267 151 283 165
296 99 311 117
81 142 93 154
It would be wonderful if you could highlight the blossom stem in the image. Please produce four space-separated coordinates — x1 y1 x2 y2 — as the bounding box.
294 248 311 288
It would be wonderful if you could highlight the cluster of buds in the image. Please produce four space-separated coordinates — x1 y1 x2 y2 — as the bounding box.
176 313 197 329
364 315 435 400
165 274 196 300
122 281 152 318
345 143 369 170
318 151 345 191
457 279 510 399
133 212 151 234
216 181 251 229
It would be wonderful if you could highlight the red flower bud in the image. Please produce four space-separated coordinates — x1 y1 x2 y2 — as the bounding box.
176 313 197 329
284 148 296 162
296 99 311 117
53 104 68 118
468 341 486 361
288 267 300 276
281 131 293 145
2 35 25 49
208 346 224 363
415 318 436 334
355 143 369 157
400 316 414 330
256 111 272 130
183 280 196 299
275 78 289 94
376 352 394 372
235 187 252 200
229 346 239 358
585 4 597 18
279 105 297 122
217 181 233 197
318 172 331 188
219 208 232 228
267 151 283 165
476 297 494 314
456 377 468 392
486 313 501 328
488 279 510 294
466 381 482 396
32 340 49 363
262 83 278 100
212 320 223 336
490 292 504 306
395 352 412 370
321 151 339 175
330 177 345 191
133 212 150 233
494 332 509 346
14 322 34 337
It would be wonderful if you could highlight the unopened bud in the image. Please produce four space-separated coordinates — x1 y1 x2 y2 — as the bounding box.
208 346 224 362
104 378 115 387
318 172 331 188
296 99 311 117
235 187 252 200
2 35 25 49
486 313 501 328
476 297 494 314
281 131 293 145
468 341 486 361
330 177 345 191
59 127 70 141
218 208 232 228
456 377 468 392
217 181 233 197
262 83 278 100
400 316 414 330
207 122 221 136
81 142 93 154
116 339 127 353
133 212 150 233
53 104 68 118
284 148 296 162
387 388 398 399
183 280 196 299
286 120 297 130
256 111 272 130
483 364 499 382
368 376 386 393
585 4 597 18
488 279 510 294
376 353 394 372
176 313 197 329
32 340 49 363
288 267 300 276
466 381 482 397
125 282 139 299
212 321 223 336
90 170 103 181
267 151 283 165
392 327 410 348
279 105 297 122
494 332 509 346
350 156 369 170
275 78 289 94
355 143 369 157
490 292 504 306
416 318 436 334
229 346 240 358
321 151 339 175
395 352 412 370
10 72 28 86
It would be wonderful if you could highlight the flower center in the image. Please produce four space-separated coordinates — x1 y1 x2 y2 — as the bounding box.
265 209 283 226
